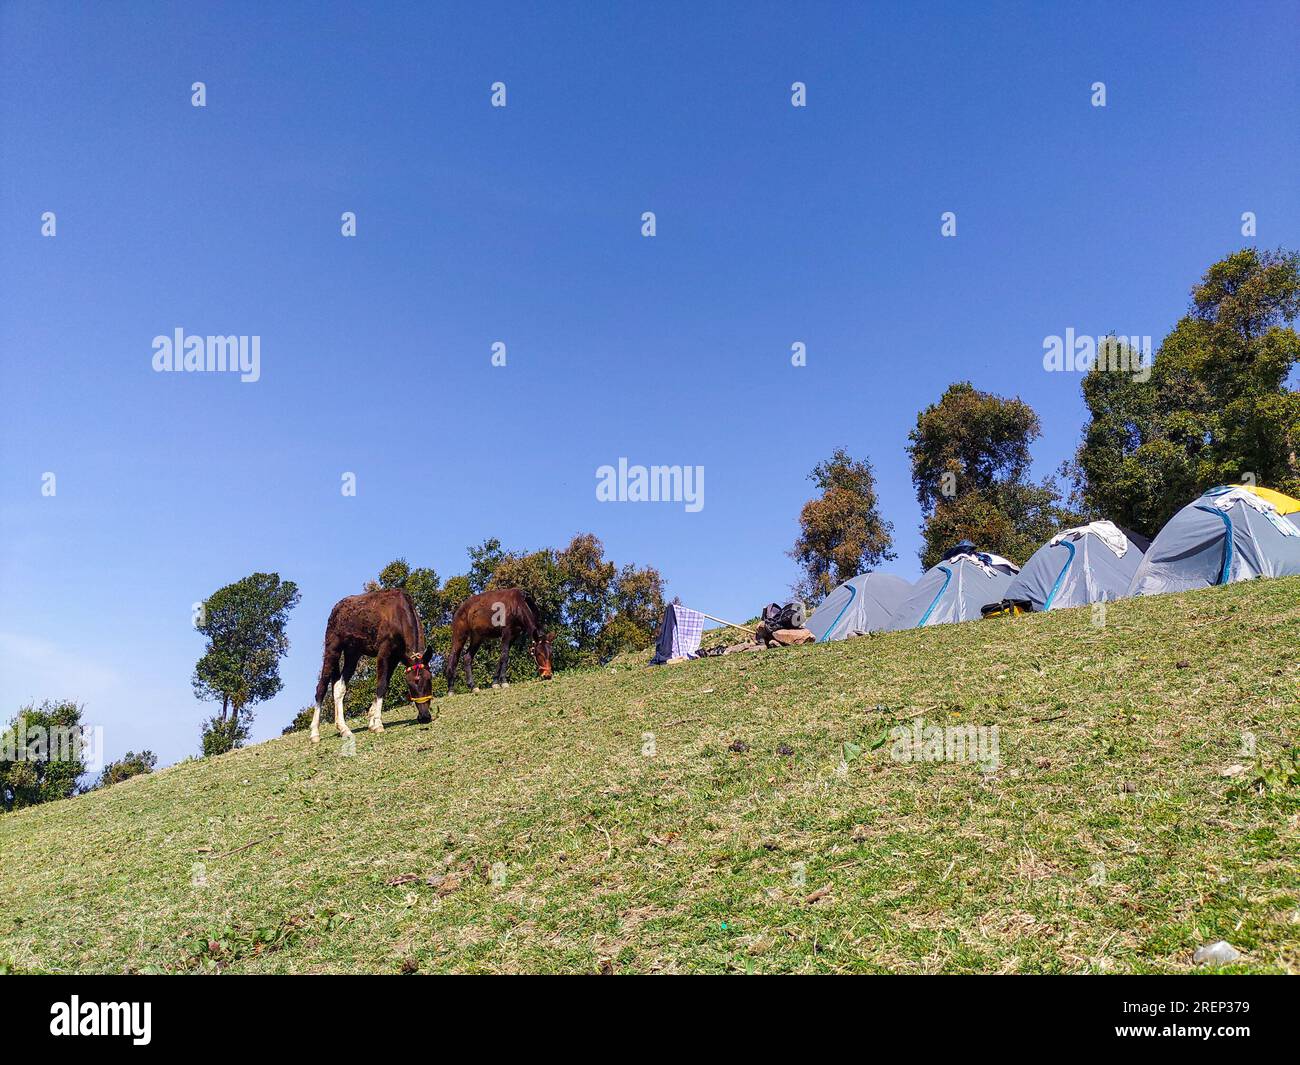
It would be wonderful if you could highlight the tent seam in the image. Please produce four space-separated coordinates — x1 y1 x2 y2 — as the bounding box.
1194 504 1234 585
916 566 952 627
819 582 857 642
1043 540 1076 610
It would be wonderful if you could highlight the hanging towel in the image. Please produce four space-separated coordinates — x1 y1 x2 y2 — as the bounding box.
1050 519 1130 557
670 606 706 659
1205 486 1299 537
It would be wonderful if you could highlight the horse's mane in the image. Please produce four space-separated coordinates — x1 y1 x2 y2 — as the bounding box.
522 590 545 634
399 589 425 655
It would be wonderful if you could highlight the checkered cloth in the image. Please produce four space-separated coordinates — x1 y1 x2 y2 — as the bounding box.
670 605 705 659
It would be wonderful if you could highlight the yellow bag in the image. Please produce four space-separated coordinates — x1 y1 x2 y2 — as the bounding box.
980 599 1032 619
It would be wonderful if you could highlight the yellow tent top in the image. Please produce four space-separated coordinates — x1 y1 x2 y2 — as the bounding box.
1244 485 1300 515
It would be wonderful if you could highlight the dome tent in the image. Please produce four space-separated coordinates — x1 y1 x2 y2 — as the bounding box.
887 545 1020 630
1127 485 1300 596
804 572 913 642
1002 521 1147 611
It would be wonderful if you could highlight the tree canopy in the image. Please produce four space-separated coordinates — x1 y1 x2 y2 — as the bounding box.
93 750 157 790
192 572 300 755
1068 248 1300 537
1 701 87 812
789 447 895 603
908 382 1072 569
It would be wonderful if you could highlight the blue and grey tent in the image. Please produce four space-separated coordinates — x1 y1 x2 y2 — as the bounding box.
1002 521 1146 611
805 573 913 642
1127 485 1300 596
887 549 1020 630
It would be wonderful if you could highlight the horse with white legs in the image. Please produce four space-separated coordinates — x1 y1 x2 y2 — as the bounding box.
312 588 434 743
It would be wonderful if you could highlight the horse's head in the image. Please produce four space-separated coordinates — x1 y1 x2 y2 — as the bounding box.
405 648 435 709
532 632 555 679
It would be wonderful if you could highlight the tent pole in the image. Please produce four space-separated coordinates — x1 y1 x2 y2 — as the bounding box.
689 610 758 636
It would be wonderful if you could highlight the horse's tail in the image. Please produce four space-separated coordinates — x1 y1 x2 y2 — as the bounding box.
315 629 340 705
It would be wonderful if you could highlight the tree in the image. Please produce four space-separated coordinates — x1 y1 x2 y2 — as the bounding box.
1069 248 1300 537
789 448 895 602
908 383 1072 569
595 563 667 659
609 563 666 638
283 706 318 734
466 538 506 595
192 572 300 755
201 715 250 757
557 533 618 652
1 701 87 812
373 558 443 628
92 750 157 790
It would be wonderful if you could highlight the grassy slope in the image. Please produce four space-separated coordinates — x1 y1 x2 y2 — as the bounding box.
1 578 1297 974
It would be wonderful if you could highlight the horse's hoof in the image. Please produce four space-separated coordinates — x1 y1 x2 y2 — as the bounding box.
310 734 320 745
369 723 384 733
501 682 510 689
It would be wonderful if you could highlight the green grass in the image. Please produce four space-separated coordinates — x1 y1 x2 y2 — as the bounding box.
2 578 1298 974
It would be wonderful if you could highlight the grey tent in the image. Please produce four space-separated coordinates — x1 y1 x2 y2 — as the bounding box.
887 550 1020 630
805 573 913 642
1002 521 1146 611
1128 485 1300 596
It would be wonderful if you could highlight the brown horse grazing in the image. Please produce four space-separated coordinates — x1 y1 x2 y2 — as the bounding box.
312 588 434 743
445 588 554 693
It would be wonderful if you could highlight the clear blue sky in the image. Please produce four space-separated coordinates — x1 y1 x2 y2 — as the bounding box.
2 1 1297 770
